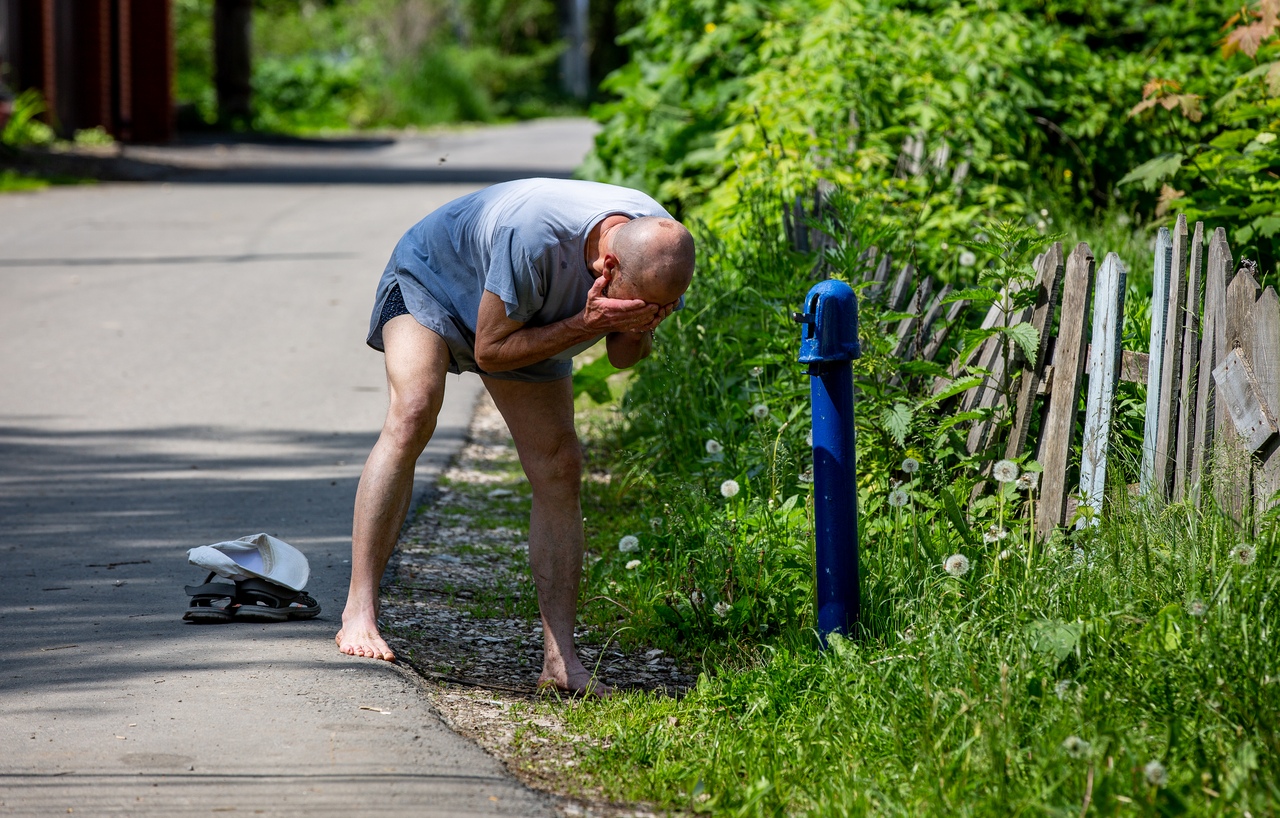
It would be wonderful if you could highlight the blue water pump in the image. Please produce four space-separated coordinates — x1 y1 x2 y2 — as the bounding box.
794 280 861 641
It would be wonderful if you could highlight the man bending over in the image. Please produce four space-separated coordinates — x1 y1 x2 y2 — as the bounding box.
336 178 695 696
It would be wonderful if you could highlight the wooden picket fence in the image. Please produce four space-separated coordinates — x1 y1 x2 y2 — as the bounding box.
785 197 1280 536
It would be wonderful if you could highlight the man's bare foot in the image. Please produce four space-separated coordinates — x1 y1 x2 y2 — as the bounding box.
336 612 396 661
538 668 612 699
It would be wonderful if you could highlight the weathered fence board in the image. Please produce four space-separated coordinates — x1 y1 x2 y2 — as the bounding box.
1140 228 1174 496
1077 252 1127 528
1152 216 1189 497
1005 244 1064 461
781 181 1280 532
1037 243 1095 537
1212 348 1278 452
1173 221 1205 502
1247 287 1280 528
1219 268 1263 522
1191 229 1231 505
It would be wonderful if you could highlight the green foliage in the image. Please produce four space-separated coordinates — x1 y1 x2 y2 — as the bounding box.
1 89 56 148
173 0 570 133
587 0 1234 228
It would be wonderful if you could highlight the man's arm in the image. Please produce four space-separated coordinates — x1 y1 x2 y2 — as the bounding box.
474 276 659 373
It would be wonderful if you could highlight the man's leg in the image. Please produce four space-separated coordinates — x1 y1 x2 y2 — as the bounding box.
482 375 607 695
337 314 451 661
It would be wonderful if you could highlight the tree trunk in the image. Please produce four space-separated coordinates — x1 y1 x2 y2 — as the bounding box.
214 0 251 124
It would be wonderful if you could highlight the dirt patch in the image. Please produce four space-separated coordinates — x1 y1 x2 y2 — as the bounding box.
379 394 694 817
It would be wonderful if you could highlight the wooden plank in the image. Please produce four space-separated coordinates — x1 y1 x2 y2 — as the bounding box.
891 276 934 359
1152 216 1189 498
886 263 916 314
865 252 893 301
921 298 967 363
916 283 952 348
1173 221 1205 502
1217 267 1263 523
1191 228 1231 506
1212 348 1278 452
1246 287 1280 527
1077 253 1128 528
960 334 1004 416
931 284 1022 397
1005 243 1064 460
1037 242 1095 538
965 338 1012 455
1139 227 1173 497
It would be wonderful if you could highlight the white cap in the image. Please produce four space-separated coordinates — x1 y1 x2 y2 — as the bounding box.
187 533 311 591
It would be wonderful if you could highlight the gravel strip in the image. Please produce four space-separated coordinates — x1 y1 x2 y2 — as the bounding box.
379 394 694 817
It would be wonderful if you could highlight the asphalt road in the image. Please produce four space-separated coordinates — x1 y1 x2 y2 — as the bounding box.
0 118 598 816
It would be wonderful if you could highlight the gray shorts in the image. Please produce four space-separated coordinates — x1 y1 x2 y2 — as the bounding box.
366 273 572 383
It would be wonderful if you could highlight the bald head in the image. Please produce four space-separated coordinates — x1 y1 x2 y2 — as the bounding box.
610 216 695 304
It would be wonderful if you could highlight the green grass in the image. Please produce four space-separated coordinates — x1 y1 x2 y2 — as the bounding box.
556 199 1280 815
0 169 47 192
569 445 1280 815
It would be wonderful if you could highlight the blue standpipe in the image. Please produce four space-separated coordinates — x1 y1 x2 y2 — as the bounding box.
794 280 861 642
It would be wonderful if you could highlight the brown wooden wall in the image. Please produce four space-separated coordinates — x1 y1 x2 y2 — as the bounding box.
2 0 173 143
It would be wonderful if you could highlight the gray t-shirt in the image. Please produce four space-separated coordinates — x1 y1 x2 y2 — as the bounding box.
367 178 673 382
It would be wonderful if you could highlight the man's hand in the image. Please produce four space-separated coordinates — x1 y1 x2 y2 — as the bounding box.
581 274 659 334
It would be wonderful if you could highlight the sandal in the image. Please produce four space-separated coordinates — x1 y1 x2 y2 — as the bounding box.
182 572 239 623
232 577 321 622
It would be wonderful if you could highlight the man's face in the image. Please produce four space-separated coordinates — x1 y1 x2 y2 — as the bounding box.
604 268 688 307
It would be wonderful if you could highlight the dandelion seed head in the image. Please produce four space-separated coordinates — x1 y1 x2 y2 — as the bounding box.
901 627 916 643
1188 600 1207 617
720 479 740 498
959 250 977 267
992 459 1020 483
798 470 814 483
999 549 1012 560
750 366 764 377
1144 759 1168 787
618 535 639 553
1016 472 1039 491
1231 543 1257 566
705 439 723 455
690 590 705 608
1054 679 1073 700
713 601 731 618
940 241 949 250
625 559 641 570
888 488 910 508
1040 208 1049 217
1062 735 1090 759
983 526 1001 544
649 517 663 529
900 457 920 474
751 403 769 420
944 553 970 577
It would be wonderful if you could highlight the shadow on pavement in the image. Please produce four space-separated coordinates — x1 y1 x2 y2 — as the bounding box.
0 422 464 696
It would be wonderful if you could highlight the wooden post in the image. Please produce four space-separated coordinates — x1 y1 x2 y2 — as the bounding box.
1140 228 1173 496
1191 229 1231 505
1172 222 1205 502
1005 244 1064 460
1152 216 1189 497
1077 253 1128 527
1037 243 1095 538
215 0 253 124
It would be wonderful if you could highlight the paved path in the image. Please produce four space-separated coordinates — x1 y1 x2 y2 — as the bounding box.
0 119 597 816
